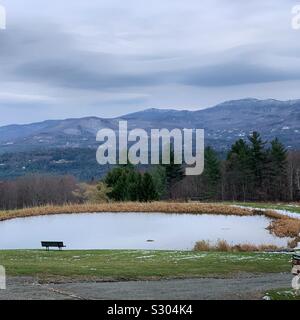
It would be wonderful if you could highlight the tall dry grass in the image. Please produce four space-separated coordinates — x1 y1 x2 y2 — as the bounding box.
267 218 300 238
0 202 255 222
194 240 283 252
193 240 211 251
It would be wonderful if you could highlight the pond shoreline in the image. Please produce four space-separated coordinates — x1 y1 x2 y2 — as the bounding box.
0 212 288 250
0 202 299 240
0 202 280 221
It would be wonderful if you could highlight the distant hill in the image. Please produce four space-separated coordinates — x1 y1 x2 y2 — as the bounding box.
1 98 300 153
0 98 299 180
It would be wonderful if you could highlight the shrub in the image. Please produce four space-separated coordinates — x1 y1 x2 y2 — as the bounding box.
194 240 211 251
194 239 283 252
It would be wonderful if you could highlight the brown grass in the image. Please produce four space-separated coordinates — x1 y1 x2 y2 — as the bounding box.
267 218 300 238
194 240 283 252
0 202 256 222
216 239 231 252
288 237 300 249
263 210 287 220
193 240 211 251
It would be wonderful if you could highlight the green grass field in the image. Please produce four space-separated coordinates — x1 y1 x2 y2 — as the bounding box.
265 289 300 300
0 250 292 281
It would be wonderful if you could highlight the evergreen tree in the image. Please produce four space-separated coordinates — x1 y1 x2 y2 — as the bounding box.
105 165 160 202
149 165 166 199
127 170 141 201
226 139 252 200
267 138 288 200
141 172 159 202
110 171 128 201
202 146 221 199
135 172 144 201
248 132 267 193
163 145 184 197
105 165 133 201
270 138 288 171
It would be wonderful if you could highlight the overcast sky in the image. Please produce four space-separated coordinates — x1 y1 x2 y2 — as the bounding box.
0 0 300 125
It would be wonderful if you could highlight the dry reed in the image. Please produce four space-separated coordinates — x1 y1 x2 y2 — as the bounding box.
267 218 300 238
194 239 283 252
193 240 211 251
0 202 255 222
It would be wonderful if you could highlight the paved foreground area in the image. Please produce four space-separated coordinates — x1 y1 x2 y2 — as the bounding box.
0 273 292 300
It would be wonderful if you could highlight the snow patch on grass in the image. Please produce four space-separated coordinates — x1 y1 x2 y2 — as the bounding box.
233 205 300 220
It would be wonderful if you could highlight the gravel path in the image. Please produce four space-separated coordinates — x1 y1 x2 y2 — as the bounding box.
0 273 293 300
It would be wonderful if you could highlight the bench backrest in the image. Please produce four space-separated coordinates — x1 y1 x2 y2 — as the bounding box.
41 241 64 247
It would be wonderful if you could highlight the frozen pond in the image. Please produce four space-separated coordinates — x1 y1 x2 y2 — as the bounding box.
0 213 291 250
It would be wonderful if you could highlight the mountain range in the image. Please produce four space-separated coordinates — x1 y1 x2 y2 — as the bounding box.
0 98 299 180
0 98 299 153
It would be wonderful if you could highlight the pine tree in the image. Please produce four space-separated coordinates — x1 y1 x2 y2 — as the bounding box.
127 170 141 201
110 171 128 201
163 145 184 198
136 172 144 201
141 172 159 202
248 132 267 194
267 138 288 200
105 165 161 202
270 138 288 171
149 165 166 199
226 139 252 201
202 146 221 199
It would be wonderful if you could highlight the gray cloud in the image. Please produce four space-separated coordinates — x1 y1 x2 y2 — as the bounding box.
0 0 299 125
15 58 163 90
180 62 300 87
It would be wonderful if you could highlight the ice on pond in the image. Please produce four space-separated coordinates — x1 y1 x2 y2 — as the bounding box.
0 212 291 250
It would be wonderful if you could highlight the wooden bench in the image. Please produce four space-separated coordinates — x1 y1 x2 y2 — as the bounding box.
41 241 66 251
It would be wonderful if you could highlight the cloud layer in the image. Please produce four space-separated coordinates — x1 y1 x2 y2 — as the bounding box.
0 0 300 125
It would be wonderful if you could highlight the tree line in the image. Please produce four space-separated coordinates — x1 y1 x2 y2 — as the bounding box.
102 131 300 202
0 175 78 210
102 154 184 202
172 132 300 202
0 131 299 209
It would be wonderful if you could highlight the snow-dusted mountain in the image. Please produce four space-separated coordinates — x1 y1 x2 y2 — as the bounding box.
0 98 300 154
